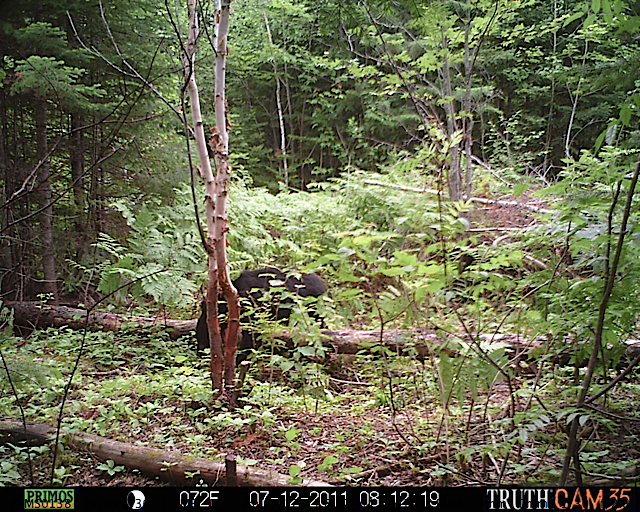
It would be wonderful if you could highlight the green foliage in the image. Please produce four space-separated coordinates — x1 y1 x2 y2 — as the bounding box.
0 458 21 486
96 459 126 477
227 180 355 268
3 0 640 488
92 190 203 308
0 304 61 393
10 22 104 108
520 147 640 370
220 0 420 188
483 0 639 170
438 339 510 407
0 354 59 392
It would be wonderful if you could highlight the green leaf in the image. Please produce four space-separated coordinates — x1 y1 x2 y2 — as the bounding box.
513 183 529 198
289 464 302 477
583 14 597 28
594 129 607 152
285 426 301 441
592 0 601 13
518 428 529 443
563 11 586 27
427 278 446 293
392 251 418 267
352 235 373 246
619 104 631 126
342 466 364 475
297 346 318 357
318 455 339 471
612 0 623 14
380 267 407 276
417 264 441 275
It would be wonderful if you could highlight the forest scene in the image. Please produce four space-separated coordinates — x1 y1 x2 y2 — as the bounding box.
1 0 640 490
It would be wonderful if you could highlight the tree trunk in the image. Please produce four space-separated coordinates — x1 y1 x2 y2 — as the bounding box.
88 114 106 235
463 3 474 201
264 13 288 188
6 301 552 360
184 0 239 396
69 112 87 259
440 31 462 202
34 98 58 304
212 0 240 396
0 99 14 298
17 303 636 372
565 40 589 161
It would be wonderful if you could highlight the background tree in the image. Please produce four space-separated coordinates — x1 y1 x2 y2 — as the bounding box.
7 23 103 303
483 0 639 175
0 1 185 303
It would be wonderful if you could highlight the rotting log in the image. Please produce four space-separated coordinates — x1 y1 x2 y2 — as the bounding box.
5 301 543 356
6 301 196 340
321 329 540 358
5 302 638 371
0 419 330 487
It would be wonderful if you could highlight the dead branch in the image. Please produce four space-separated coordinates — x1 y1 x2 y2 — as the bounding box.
363 179 553 214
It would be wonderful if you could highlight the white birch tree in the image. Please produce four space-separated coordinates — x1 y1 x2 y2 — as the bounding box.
183 0 239 397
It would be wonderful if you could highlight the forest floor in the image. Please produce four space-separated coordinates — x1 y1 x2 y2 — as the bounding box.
15 360 640 488
5 200 640 487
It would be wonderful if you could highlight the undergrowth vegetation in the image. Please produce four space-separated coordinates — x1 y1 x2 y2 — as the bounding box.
2 147 640 487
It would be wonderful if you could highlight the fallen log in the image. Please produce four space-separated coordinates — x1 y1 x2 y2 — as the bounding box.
363 179 553 214
0 419 330 487
6 301 637 376
6 301 196 340
5 301 541 357
322 329 539 358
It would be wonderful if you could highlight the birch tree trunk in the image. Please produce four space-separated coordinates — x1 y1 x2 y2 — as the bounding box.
212 0 240 396
264 13 288 188
184 0 239 396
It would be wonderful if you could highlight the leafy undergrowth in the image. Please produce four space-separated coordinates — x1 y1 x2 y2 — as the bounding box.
1 327 639 487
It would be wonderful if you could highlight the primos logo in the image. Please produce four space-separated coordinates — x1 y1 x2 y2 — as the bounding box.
24 489 74 509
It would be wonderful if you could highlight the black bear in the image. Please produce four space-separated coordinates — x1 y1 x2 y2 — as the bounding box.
196 267 328 356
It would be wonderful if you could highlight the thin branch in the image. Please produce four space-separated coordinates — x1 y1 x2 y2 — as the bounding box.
560 154 640 485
